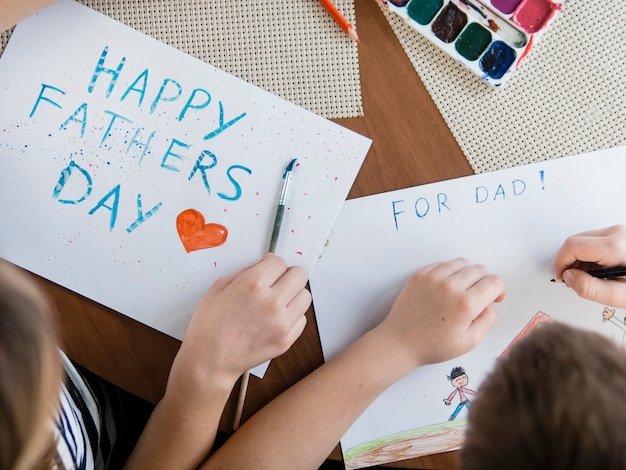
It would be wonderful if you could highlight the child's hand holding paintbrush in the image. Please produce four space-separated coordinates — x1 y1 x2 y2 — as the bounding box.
233 158 301 430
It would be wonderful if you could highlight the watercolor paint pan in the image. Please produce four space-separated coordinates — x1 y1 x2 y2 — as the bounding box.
378 0 564 87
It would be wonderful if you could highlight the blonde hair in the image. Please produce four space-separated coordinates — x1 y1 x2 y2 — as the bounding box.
0 260 60 469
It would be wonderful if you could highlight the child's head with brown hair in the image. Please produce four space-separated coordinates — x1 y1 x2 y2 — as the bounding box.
0 259 62 469
461 321 626 470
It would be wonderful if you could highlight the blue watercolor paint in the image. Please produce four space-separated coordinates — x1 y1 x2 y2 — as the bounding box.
120 69 149 106
88 184 121 231
52 160 93 204
283 158 297 178
88 46 126 98
34 44 255 237
178 88 211 121
479 41 516 80
203 101 246 140
59 103 88 137
126 194 162 233
30 84 65 117
126 128 156 164
150 78 182 114
188 149 218 194
101 110 132 145
160 138 190 172
218 165 252 201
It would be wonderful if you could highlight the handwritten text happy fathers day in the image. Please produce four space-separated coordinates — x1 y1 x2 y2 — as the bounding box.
0 0 371 368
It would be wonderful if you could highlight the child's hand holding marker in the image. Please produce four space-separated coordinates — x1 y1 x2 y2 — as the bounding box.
553 225 626 308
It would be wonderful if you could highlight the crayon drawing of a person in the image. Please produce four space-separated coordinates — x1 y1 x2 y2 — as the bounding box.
602 307 626 348
443 366 476 421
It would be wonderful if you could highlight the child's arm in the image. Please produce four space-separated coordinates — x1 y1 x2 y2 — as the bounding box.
443 389 458 404
124 254 311 470
553 225 626 308
0 0 57 32
203 258 506 469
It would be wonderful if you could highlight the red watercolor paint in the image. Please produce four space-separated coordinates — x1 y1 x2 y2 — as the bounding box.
378 0 564 86
512 0 560 33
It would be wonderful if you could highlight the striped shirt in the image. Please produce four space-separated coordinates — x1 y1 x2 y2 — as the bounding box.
52 352 119 469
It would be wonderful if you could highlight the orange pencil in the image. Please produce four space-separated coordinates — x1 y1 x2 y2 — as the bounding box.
319 0 360 43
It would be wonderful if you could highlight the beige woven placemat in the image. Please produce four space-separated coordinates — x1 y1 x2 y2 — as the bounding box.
381 0 626 172
1 0 362 119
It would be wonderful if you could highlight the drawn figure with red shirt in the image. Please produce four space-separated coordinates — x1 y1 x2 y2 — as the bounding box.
443 366 477 421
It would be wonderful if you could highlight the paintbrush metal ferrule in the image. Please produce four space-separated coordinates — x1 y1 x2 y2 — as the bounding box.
278 176 291 205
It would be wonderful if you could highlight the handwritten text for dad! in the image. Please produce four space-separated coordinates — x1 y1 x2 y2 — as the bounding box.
391 170 546 230
29 46 250 233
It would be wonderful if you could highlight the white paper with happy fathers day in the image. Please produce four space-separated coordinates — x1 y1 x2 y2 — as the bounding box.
310 146 626 467
0 0 371 378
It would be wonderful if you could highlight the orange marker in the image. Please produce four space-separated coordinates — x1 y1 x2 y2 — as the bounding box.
319 0 360 43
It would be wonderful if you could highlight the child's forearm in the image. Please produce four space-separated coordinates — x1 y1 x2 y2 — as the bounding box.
124 346 241 470
124 375 235 470
203 327 415 469
203 259 504 469
125 254 311 469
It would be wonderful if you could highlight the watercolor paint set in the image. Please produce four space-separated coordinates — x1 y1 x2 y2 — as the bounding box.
378 0 564 87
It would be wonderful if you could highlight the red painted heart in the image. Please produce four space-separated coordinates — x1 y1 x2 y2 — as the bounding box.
176 209 228 253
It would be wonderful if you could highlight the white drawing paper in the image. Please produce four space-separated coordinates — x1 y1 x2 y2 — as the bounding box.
0 0 371 377
310 145 626 467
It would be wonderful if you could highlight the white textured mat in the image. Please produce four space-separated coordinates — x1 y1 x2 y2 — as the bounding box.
381 0 626 172
1 0 362 119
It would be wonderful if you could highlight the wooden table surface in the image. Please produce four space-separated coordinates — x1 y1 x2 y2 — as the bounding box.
36 1 473 468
